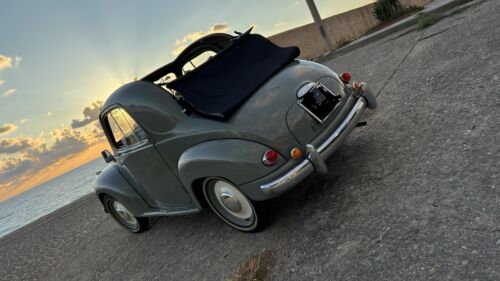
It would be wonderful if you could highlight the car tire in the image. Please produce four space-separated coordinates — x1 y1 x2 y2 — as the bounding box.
203 178 266 232
102 195 150 233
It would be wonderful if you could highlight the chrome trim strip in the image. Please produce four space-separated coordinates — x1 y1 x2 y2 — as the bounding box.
317 98 366 153
140 208 200 217
260 98 367 194
296 82 316 98
306 144 327 174
297 100 327 124
260 159 314 192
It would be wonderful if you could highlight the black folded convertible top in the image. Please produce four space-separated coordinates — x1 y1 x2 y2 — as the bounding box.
167 34 300 120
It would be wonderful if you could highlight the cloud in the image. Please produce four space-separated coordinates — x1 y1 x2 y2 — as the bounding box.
0 158 34 183
172 23 230 56
172 44 188 57
0 127 93 185
15 56 22 67
46 127 90 160
47 112 52 117
2 88 16 97
0 136 41 154
0 54 13 70
211 23 229 32
0 125 104 158
0 54 21 70
71 100 103 129
0 158 22 171
0 123 17 135
274 21 287 28
0 80 4 85
0 99 108 196
19 118 29 124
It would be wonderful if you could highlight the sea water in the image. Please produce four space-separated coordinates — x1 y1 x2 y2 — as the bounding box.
0 158 109 238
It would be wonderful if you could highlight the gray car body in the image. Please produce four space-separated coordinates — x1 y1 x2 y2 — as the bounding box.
95 58 375 218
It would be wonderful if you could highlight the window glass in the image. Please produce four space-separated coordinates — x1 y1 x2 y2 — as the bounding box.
107 108 147 149
107 115 126 148
182 50 217 74
122 111 148 140
159 73 177 84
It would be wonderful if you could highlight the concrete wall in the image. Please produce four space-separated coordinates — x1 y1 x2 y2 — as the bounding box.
269 0 431 59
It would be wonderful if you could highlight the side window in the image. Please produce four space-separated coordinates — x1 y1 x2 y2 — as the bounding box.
182 50 217 75
106 108 147 149
158 73 177 84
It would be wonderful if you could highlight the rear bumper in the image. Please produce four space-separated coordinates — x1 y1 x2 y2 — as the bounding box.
259 92 371 195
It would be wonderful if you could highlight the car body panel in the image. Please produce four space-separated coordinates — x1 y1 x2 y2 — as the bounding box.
116 141 192 208
240 95 359 201
177 139 286 191
286 76 349 145
228 60 346 156
241 95 370 200
95 164 151 216
101 81 185 142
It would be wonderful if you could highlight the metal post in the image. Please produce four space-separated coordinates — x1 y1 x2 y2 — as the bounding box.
305 0 332 53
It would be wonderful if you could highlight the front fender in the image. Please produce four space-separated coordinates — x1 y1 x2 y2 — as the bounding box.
94 164 150 216
178 139 285 199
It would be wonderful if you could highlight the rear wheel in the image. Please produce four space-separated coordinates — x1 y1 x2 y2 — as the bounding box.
102 195 150 233
203 178 266 232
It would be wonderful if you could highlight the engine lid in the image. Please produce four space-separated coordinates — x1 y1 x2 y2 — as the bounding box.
229 60 348 158
286 76 349 145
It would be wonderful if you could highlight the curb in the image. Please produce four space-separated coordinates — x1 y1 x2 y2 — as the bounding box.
319 0 474 61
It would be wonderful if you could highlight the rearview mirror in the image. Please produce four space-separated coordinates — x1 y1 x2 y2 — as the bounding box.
101 150 115 163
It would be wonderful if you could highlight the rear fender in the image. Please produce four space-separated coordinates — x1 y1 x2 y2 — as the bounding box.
178 139 285 201
94 164 150 216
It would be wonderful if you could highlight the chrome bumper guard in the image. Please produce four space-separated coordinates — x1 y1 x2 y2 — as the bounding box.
260 95 370 194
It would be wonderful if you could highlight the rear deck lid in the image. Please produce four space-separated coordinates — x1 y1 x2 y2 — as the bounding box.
286 76 350 145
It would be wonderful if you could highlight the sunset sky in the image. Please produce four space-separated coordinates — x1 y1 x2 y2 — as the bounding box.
0 0 374 201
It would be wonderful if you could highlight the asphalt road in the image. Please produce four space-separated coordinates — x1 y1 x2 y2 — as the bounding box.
1 1 498 280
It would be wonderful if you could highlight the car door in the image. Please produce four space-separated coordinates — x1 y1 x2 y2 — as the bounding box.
105 107 191 208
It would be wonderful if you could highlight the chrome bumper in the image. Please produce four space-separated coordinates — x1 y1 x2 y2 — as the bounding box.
260 96 369 194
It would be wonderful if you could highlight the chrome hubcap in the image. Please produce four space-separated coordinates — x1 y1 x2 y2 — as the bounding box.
213 180 253 220
113 201 138 226
220 192 242 213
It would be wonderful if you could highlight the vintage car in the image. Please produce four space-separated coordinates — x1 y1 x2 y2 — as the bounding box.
95 29 376 233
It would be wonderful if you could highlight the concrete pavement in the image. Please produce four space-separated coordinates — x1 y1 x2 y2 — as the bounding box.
330 0 477 57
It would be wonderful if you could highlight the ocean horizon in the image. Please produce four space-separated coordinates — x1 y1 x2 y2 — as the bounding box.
0 158 109 238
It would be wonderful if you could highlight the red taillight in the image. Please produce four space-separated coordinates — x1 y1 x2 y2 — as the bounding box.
262 150 278 166
340 72 351 83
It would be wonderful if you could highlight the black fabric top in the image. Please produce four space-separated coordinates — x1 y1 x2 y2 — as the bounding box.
167 34 300 120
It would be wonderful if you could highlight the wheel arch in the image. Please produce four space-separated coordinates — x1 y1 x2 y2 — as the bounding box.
94 164 151 217
191 177 209 209
178 139 285 202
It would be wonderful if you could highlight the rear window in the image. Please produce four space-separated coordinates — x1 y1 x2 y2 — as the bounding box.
182 50 217 75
